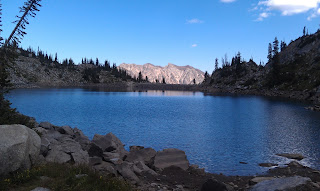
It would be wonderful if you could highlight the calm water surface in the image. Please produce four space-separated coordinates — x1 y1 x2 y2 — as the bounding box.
6 88 320 175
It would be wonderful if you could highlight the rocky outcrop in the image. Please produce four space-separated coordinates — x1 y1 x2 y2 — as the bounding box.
119 63 204 84
154 148 190 171
0 124 41 175
276 153 305 160
250 176 312 191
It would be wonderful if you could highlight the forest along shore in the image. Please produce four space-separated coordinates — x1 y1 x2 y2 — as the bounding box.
1 123 320 191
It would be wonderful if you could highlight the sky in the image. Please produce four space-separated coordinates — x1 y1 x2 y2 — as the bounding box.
1 0 320 73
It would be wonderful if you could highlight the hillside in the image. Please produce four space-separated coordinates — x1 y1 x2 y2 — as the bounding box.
6 49 135 88
119 63 204 84
202 30 320 104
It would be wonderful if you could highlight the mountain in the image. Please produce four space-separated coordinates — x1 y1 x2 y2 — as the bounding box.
119 63 204 84
202 30 320 104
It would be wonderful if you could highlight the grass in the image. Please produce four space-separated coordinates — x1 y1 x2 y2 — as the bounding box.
0 163 133 191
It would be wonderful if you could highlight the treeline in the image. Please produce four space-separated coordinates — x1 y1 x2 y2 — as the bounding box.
16 46 137 83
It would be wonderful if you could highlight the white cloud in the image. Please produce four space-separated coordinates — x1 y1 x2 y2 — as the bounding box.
186 19 204 24
254 0 320 20
220 0 236 3
256 12 270 21
191 44 198 47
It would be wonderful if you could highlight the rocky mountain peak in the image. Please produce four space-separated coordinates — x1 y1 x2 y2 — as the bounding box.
119 63 204 84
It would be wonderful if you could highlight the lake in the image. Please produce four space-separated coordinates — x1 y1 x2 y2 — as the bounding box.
6 88 320 175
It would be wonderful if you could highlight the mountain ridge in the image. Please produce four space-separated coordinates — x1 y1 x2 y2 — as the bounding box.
119 63 204 84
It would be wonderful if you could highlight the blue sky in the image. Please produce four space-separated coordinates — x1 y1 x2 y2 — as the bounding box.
2 0 320 73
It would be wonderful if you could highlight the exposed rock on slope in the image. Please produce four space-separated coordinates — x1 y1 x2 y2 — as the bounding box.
119 63 204 84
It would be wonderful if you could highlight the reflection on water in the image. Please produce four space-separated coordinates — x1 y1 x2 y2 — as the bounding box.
6 89 320 175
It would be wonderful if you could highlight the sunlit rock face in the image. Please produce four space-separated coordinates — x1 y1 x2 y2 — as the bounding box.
119 63 204 84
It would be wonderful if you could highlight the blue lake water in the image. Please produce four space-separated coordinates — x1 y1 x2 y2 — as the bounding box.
6 88 320 175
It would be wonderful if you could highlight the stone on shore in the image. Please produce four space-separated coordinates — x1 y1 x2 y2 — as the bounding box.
258 163 278 167
154 148 189 171
276 153 305 160
92 132 128 158
250 176 311 191
39 122 54 130
201 179 230 191
249 177 274 185
125 147 157 167
0 125 41 175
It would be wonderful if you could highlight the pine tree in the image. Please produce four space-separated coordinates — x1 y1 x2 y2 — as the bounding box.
54 53 58 62
96 58 99 66
162 77 166 84
214 58 219 71
273 37 279 57
267 43 272 62
138 71 143 82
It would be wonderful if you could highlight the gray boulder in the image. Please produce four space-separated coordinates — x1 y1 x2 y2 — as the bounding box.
93 161 117 176
89 156 102 166
116 161 140 182
56 125 74 136
133 161 158 176
250 176 311 191
154 148 189 171
125 147 156 167
0 125 41 175
39 122 54 130
92 132 128 158
74 128 91 151
45 137 89 164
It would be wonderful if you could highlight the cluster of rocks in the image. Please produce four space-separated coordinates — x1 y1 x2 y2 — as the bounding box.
1 123 320 191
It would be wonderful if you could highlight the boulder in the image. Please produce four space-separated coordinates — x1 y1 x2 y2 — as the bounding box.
250 176 311 191
116 161 140 182
125 147 156 167
276 153 304 160
45 137 89 164
34 127 48 135
287 161 304 168
129 146 145 151
89 156 102 166
93 161 117 176
73 128 91 151
39 122 54 130
249 177 274 185
103 152 120 162
92 132 128 158
258 163 278 167
0 125 41 175
133 161 158 176
201 179 230 191
154 148 189 171
56 125 74 136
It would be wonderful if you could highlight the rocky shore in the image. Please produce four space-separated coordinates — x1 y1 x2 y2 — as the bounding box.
1 123 320 191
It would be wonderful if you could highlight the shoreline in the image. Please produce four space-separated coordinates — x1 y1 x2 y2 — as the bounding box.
1 122 320 190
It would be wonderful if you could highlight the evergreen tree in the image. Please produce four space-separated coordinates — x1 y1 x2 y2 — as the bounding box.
280 41 287 51
214 58 219 71
145 76 149 82
162 77 166 84
273 37 279 56
138 71 143 82
193 78 196 84
267 43 272 62
54 53 58 62
96 58 99 66
68 58 74 66
303 26 306 36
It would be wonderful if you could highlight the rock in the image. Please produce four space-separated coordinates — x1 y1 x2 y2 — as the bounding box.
56 125 74 136
239 162 248 164
259 163 278 167
40 137 51 156
45 137 89 164
154 148 189 171
92 133 128 158
93 161 117 176
125 147 157 167
249 177 274 185
39 122 54 130
201 179 229 191
130 146 145 151
116 161 140 182
88 143 103 157
30 187 51 191
103 152 121 161
287 161 304 168
276 153 304 160
0 125 41 176
73 128 91 151
89 156 102 166
133 161 158 176
34 127 48 135
250 176 311 191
